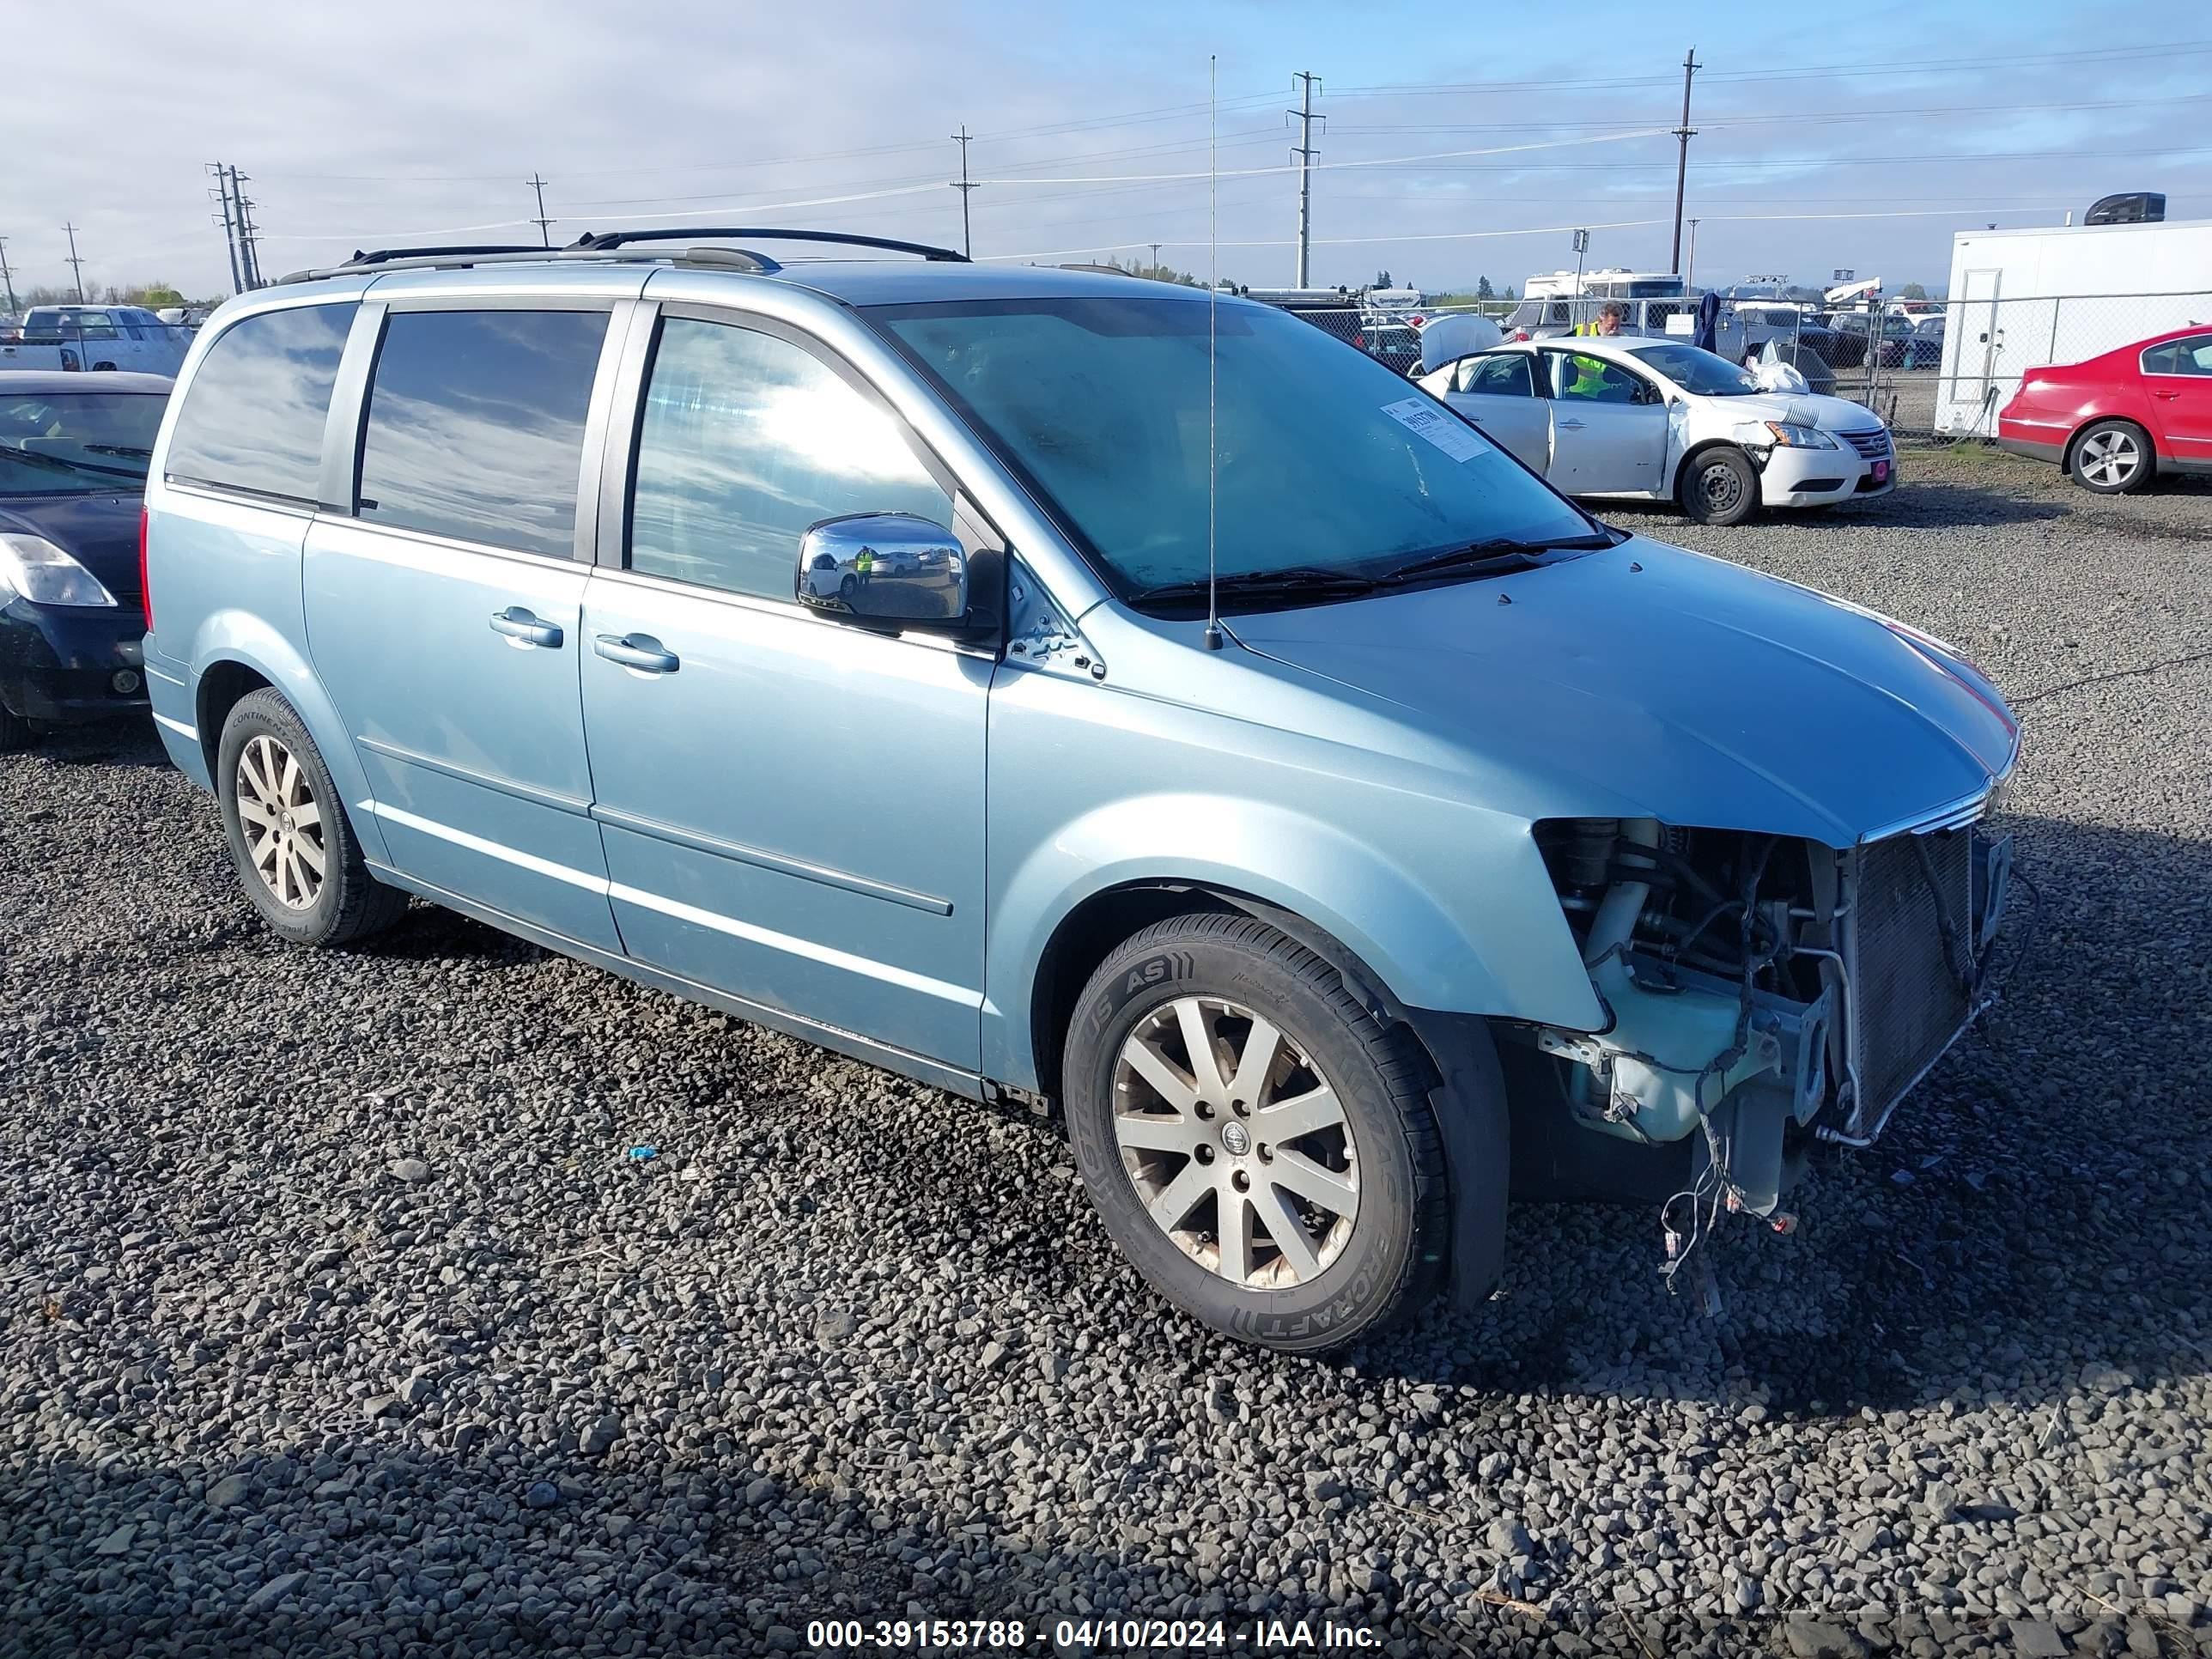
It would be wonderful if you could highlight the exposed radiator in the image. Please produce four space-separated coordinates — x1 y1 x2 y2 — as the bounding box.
1844 829 1975 1135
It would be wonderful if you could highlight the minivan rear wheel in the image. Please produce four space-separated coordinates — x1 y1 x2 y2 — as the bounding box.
1062 914 1451 1354
217 690 407 947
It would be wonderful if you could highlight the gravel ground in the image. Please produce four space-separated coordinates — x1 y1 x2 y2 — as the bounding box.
3 445 2209 1659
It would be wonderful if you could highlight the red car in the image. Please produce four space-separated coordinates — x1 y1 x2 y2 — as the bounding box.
1997 325 2212 492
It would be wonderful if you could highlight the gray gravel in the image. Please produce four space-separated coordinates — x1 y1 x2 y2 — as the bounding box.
3 445 2209 1658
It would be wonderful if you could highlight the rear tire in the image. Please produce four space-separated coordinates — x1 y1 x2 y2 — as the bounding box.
1679 445 1759 526
2068 420 2154 494
1062 914 1453 1355
217 689 407 947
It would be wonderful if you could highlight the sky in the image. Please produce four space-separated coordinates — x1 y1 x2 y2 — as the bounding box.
6 0 2209 305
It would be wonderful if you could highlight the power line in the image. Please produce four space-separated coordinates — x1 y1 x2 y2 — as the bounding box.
951 127 977 258
1670 46 1699 275
1289 71 1322 286
527 173 556 246
62 222 86 301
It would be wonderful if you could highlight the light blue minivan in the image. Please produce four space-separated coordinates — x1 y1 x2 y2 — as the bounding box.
142 229 2017 1352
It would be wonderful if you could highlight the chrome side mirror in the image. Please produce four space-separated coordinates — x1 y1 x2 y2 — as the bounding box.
795 513 968 630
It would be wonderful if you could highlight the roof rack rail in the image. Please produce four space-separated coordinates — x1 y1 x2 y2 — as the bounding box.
566 227 969 263
345 243 551 267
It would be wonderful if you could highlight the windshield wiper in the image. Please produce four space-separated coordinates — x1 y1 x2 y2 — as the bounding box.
1377 533 1615 586
1127 566 1380 608
83 443 155 459
0 444 146 481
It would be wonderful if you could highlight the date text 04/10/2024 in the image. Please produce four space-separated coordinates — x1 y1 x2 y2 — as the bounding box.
805 1617 1382 1650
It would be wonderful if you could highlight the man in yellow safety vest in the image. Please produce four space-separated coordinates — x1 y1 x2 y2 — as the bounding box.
1568 302 1626 396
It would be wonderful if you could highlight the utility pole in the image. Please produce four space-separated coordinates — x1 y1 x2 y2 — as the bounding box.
1686 217 1702 289
1669 46 1700 276
527 173 555 247
1288 71 1322 288
1148 241 1162 273
233 171 264 289
0 239 16 315
62 223 87 301
209 163 243 295
950 126 977 258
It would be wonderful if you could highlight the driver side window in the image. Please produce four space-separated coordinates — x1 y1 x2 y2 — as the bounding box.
1547 352 1650 405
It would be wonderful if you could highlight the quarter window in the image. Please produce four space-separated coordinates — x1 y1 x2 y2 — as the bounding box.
356 308 607 558
165 301 357 502
628 317 951 601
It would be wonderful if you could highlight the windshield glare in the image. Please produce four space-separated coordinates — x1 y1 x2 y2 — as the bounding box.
1621 343 1761 396
0 391 165 494
868 296 1593 599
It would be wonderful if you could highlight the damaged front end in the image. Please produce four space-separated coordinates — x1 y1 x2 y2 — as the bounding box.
1510 811 2012 1232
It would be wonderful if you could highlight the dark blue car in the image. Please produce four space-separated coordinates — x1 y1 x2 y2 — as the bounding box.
0 371 168 749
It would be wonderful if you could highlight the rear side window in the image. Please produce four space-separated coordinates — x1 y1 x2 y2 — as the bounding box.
2143 335 2212 376
1455 354 1535 397
356 308 608 558
167 301 356 502
627 317 950 601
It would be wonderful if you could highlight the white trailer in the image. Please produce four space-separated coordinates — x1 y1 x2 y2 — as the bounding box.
1935 219 2212 435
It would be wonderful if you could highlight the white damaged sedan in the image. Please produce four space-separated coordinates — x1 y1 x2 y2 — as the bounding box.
1416 336 1896 526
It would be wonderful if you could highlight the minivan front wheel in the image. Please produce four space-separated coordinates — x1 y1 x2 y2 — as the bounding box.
217 690 406 947
1063 914 1450 1354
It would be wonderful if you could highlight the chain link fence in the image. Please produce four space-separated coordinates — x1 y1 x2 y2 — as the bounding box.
1261 291 2212 440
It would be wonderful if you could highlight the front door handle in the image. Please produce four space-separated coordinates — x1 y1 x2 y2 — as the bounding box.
489 606 562 647
2151 389 2180 400
594 633 680 674
1557 418 1587 430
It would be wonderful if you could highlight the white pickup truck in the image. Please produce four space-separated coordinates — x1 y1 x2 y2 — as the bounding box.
1 306 191 375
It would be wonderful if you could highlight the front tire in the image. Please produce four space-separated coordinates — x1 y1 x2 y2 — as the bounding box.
1062 914 1452 1354
1679 445 1759 526
217 689 407 947
0 702 33 753
2069 420 2154 494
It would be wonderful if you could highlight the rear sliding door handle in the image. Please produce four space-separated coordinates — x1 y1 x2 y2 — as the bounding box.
489 606 562 647
594 633 680 674
1557 418 1587 430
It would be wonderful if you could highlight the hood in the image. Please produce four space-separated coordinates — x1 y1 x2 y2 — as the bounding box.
0 492 143 601
1224 538 2017 846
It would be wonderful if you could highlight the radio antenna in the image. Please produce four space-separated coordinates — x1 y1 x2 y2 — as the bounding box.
1203 53 1223 652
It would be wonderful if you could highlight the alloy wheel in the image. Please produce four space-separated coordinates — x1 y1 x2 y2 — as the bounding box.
2077 428 2142 488
235 734 325 910
1111 995 1359 1288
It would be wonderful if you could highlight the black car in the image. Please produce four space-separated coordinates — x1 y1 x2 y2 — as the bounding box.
0 372 168 749
1353 321 1425 377
1736 305 1853 374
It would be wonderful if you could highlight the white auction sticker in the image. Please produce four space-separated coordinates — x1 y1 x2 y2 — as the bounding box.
1381 397 1489 461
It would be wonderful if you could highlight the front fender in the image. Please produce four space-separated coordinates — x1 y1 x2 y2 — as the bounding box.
981 791 1602 1090
188 615 391 866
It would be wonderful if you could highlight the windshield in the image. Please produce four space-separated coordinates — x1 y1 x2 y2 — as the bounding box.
1620 343 1762 396
868 295 1594 599
0 391 166 495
